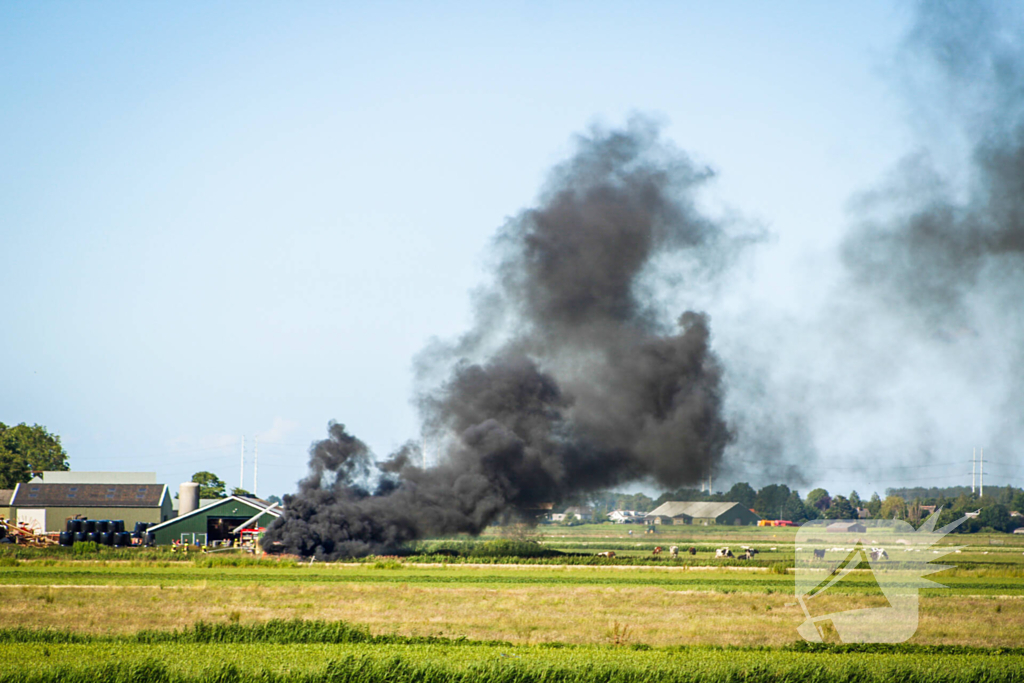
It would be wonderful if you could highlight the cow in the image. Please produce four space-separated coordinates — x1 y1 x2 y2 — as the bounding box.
669 545 679 559
869 548 888 561
743 548 758 560
813 549 826 560
652 546 663 557
596 551 616 558
715 548 734 558
688 547 697 556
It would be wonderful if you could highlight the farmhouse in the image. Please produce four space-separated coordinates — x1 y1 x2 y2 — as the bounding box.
645 501 761 526
146 495 280 545
7 482 173 533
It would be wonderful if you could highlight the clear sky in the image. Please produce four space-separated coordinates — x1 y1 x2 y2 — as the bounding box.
7 2 998 501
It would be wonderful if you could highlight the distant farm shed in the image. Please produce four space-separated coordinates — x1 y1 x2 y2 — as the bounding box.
826 522 867 533
8 483 173 533
147 495 281 545
645 501 761 526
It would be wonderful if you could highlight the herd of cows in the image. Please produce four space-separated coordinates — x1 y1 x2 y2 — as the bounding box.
594 545 762 560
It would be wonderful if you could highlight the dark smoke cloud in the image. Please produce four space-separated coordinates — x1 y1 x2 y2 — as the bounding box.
264 119 741 558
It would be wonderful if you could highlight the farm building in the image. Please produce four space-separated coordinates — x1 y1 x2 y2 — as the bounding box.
146 495 280 545
826 521 867 533
0 489 12 520
645 501 761 526
7 482 173 533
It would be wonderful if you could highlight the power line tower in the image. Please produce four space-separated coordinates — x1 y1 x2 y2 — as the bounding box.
972 447 976 494
980 447 985 498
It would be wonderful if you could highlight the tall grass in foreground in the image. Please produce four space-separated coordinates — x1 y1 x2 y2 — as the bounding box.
2 649 1024 683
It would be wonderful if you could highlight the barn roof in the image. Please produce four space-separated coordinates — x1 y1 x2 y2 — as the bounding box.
647 501 755 519
0 489 13 506
9 483 168 508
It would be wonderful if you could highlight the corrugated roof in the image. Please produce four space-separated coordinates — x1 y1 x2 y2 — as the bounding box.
30 471 157 485
10 483 167 508
0 489 13 506
647 501 751 519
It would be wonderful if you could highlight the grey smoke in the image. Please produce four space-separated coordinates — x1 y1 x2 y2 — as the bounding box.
264 119 741 558
718 0 1024 488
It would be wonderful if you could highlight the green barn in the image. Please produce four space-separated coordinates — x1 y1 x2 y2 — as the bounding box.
146 495 280 545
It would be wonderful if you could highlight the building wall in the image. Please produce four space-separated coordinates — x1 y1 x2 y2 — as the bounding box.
150 499 273 545
159 491 174 523
713 507 761 526
11 506 166 532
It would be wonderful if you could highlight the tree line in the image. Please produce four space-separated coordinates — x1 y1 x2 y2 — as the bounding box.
576 482 1024 533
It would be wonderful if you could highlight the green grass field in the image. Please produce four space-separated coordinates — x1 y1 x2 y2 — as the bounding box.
1 524 1022 680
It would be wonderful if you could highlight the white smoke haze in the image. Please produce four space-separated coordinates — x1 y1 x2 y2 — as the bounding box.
266 1 1024 557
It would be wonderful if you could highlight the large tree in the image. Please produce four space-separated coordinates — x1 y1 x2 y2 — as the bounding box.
725 482 757 509
806 488 831 511
0 423 68 488
824 495 857 520
190 471 227 499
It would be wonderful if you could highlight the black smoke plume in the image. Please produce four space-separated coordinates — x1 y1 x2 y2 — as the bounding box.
264 119 738 558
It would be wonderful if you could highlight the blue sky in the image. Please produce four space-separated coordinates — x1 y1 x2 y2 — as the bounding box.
4 2 970 499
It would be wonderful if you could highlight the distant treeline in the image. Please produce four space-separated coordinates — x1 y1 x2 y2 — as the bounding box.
887 485 1019 501
566 482 1024 533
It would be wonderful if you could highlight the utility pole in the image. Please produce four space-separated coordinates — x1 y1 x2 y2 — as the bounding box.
980 447 984 498
240 436 245 494
254 435 258 498
972 448 976 494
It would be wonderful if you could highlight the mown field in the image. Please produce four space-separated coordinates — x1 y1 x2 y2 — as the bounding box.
1 524 1022 680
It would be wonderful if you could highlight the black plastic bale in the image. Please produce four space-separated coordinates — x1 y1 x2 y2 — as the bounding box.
86 532 100 543
112 520 125 534
115 531 131 547
58 531 73 546
145 531 156 546
84 520 97 534
0 527 6 540
72 519 84 534
96 520 110 534
74 531 87 543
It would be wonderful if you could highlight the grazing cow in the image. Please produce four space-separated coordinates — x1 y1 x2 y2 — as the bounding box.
715 548 734 558
813 549 826 560
669 545 679 559
652 546 663 557
743 548 758 560
688 547 697 556
869 548 888 561
596 551 616 558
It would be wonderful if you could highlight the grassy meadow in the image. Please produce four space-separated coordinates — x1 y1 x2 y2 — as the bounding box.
0 524 1022 680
